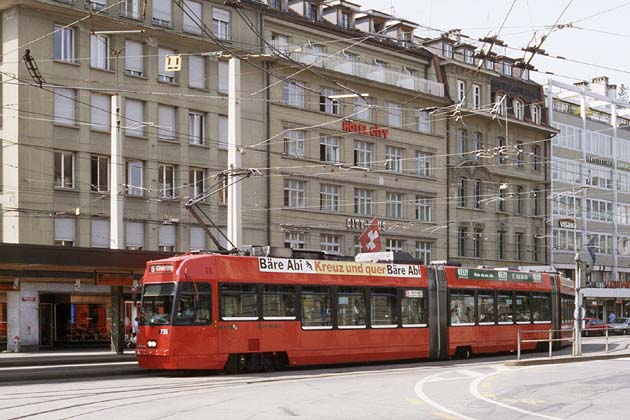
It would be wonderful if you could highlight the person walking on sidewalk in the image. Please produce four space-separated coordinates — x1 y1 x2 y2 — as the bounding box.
609 312 616 324
128 317 139 348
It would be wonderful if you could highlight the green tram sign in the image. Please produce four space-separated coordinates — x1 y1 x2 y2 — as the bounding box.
456 268 542 283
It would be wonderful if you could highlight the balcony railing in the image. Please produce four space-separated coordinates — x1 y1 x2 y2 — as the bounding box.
270 47 444 97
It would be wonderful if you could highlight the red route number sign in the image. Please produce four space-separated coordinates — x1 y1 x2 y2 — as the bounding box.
358 218 382 253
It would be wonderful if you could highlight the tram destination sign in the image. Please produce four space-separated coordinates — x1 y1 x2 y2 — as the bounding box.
258 257 422 278
456 268 542 283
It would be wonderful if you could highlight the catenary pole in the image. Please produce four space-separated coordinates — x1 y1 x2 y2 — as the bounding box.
227 57 242 250
110 94 124 354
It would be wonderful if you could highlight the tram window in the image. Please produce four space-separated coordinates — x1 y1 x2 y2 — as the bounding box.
402 289 427 326
220 284 258 320
337 287 366 328
561 295 573 323
263 285 296 320
531 293 551 323
141 283 176 325
301 287 332 329
174 282 211 326
477 291 496 324
515 293 531 323
450 290 475 325
370 288 398 327
497 291 514 324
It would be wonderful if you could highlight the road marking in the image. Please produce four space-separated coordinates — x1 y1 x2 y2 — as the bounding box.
414 371 479 420
406 397 424 406
434 412 460 420
469 369 563 420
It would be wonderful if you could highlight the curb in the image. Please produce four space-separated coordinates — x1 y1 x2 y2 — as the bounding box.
505 352 630 366
0 354 137 368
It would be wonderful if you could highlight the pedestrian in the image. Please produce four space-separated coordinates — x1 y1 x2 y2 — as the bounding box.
608 312 616 323
128 317 139 348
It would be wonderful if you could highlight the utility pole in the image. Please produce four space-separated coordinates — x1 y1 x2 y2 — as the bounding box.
573 252 585 356
110 94 124 354
227 57 242 251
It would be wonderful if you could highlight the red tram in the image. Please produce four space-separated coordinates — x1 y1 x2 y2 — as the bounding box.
136 249 573 371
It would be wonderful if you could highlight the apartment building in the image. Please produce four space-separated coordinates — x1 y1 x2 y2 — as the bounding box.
424 31 555 267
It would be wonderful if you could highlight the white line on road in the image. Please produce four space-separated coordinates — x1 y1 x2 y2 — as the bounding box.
414 371 479 420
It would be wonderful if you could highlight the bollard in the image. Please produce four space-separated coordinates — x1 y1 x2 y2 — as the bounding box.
13 336 20 353
605 328 609 353
517 328 521 360
549 329 553 358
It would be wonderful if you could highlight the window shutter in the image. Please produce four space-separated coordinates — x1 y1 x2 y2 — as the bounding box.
158 47 175 77
54 218 76 241
218 115 228 149
91 219 110 248
125 222 144 248
125 41 143 73
213 8 230 23
189 226 206 250
188 55 205 88
125 99 143 136
218 61 228 93
91 94 110 131
54 88 75 125
183 0 203 33
158 105 176 139
153 0 172 22
159 225 176 247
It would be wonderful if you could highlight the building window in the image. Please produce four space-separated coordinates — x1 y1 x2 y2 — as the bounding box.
355 97 372 121
158 164 175 199
320 184 340 212
415 241 432 264
531 104 541 124
188 112 205 145
284 179 305 208
125 99 144 137
457 129 467 157
386 239 404 252
284 129 305 157
54 217 75 246
212 8 230 40
353 140 372 168
533 189 541 216
386 102 402 127
472 132 481 160
417 110 432 133
496 94 507 116
152 0 173 26
304 2 319 20
189 55 206 89
339 11 351 29
53 25 74 62
498 188 506 213
458 226 467 257
386 192 403 219
124 40 144 77
90 155 109 192
54 88 75 126
513 99 524 120
271 33 290 54
533 235 540 261
54 151 75 189
473 179 482 209
516 186 524 214
532 145 541 171
416 197 432 222
126 160 143 196
502 61 512 76
158 225 176 252
91 219 110 248
320 234 340 253
497 230 505 259
189 168 206 199
515 232 524 260
125 221 144 250
464 49 474 64
416 152 432 177
458 178 467 207
190 226 206 250
90 34 110 70
284 231 306 249
320 136 340 163
385 146 403 174
516 141 524 167
485 59 494 71
218 115 228 150
320 88 340 114
158 105 176 141
354 189 373 215
218 61 229 94
183 0 203 35
442 42 453 58
283 81 305 108
472 84 481 109
90 94 110 131
121 0 141 19
457 80 465 103
474 229 483 258
218 175 228 205
496 136 506 164
158 47 176 83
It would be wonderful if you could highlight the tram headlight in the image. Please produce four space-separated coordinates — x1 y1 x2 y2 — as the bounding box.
147 340 158 348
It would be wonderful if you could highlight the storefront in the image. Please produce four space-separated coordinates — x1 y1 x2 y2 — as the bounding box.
0 293 7 348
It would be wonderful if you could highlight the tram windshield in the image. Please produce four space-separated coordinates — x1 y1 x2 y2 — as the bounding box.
140 283 176 325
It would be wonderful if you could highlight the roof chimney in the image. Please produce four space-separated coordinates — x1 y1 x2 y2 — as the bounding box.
591 76 610 97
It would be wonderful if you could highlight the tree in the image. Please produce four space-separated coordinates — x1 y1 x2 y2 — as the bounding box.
618 84 629 103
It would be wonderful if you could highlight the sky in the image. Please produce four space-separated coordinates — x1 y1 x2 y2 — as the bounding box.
359 0 630 91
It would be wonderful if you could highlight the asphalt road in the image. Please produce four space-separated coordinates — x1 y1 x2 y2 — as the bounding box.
1 356 629 419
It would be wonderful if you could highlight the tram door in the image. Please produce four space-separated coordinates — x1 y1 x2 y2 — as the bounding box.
427 266 448 359
39 303 53 347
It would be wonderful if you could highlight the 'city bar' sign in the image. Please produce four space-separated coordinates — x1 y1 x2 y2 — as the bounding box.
342 119 389 139
346 218 385 230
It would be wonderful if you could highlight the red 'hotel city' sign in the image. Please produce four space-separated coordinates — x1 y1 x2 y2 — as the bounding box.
342 119 389 139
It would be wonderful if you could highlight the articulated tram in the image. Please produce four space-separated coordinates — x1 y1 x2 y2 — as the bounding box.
135 249 574 371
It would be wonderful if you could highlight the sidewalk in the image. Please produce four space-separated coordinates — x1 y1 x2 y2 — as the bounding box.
506 335 630 366
0 349 137 368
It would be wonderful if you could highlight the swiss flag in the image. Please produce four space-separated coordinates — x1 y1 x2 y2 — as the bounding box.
359 218 382 253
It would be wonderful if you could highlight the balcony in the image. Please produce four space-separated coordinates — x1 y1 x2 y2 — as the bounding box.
279 50 444 97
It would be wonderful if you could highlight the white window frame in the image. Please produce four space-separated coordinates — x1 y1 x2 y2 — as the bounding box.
158 163 176 199
415 151 432 177
463 49 474 64
531 104 541 124
456 80 466 103
415 241 432 264
212 7 230 40
320 87 340 115
513 99 524 120
284 129 305 157
416 197 432 222
90 34 110 70
353 140 372 168
124 40 144 77
54 151 75 189
472 84 481 109
418 110 432 133
188 112 205 145
386 101 402 127
54 25 75 62
283 81 305 108
320 136 340 163
320 234 341 253
354 188 373 215
189 168 207 199
284 231 306 249
284 179 306 208
442 42 453 58
320 184 340 212
385 145 403 174
126 160 144 196
91 155 109 193
158 105 176 140
386 192 403 219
